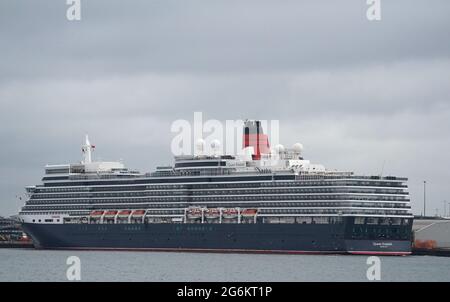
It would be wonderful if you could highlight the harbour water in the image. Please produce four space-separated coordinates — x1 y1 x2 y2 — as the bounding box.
0 249 449 282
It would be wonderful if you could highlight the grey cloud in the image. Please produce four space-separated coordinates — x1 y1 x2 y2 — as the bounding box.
1 0 450 81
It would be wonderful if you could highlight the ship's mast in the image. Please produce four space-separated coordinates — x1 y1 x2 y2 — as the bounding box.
81 134 95 164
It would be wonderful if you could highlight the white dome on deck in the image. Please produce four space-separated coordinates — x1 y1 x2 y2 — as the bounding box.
292 143 304 153
274 144 285 153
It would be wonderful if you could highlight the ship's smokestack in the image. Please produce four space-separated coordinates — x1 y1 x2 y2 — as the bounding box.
243 120 270 160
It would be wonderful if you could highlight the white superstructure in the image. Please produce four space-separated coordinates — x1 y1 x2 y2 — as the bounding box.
19 121 412 232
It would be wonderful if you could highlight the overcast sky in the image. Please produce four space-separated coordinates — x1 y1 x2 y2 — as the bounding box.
1 0 449 216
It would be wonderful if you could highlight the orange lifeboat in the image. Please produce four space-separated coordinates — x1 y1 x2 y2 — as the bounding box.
241 208 258 217
222 208 238 219
205 208 220 219
131 210 146 217
118 210 132 217
90 210 104 217
187 207 202 219
104 210 118 217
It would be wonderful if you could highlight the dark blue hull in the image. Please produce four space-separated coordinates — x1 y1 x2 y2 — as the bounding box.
22 219 412 255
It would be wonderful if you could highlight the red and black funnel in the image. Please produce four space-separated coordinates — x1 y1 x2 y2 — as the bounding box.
243 120 270 160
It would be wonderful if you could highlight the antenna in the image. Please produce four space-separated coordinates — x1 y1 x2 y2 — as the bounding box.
379 160 386 177
81 134 95 164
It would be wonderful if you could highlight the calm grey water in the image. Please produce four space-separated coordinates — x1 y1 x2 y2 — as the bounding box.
0 249 449 282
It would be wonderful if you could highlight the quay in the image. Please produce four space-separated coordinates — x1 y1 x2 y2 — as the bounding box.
412 217 450 257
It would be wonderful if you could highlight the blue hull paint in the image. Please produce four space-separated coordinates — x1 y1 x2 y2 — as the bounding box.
22 221 412 255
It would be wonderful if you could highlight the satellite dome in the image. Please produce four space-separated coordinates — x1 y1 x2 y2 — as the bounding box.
292 143 304 153
274 144 285 153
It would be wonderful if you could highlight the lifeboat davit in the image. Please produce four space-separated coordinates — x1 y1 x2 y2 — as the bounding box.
205 208 220 219
187 207 202 219
241 208 258 217
222 208 238 219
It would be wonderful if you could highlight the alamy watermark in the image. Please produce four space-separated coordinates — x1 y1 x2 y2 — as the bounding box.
366 256 381 281
66 0 81 21
66 256 81 281
65 2 379 23
170 112 280 157
366 0 381 21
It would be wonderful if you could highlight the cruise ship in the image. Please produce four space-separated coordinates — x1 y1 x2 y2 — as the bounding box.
19 120 413 255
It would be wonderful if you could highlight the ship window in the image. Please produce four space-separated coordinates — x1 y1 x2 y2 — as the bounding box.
354 217 365 225
391 218 401 225
312 217 329 224
380 218 391 225
366 217 379 225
